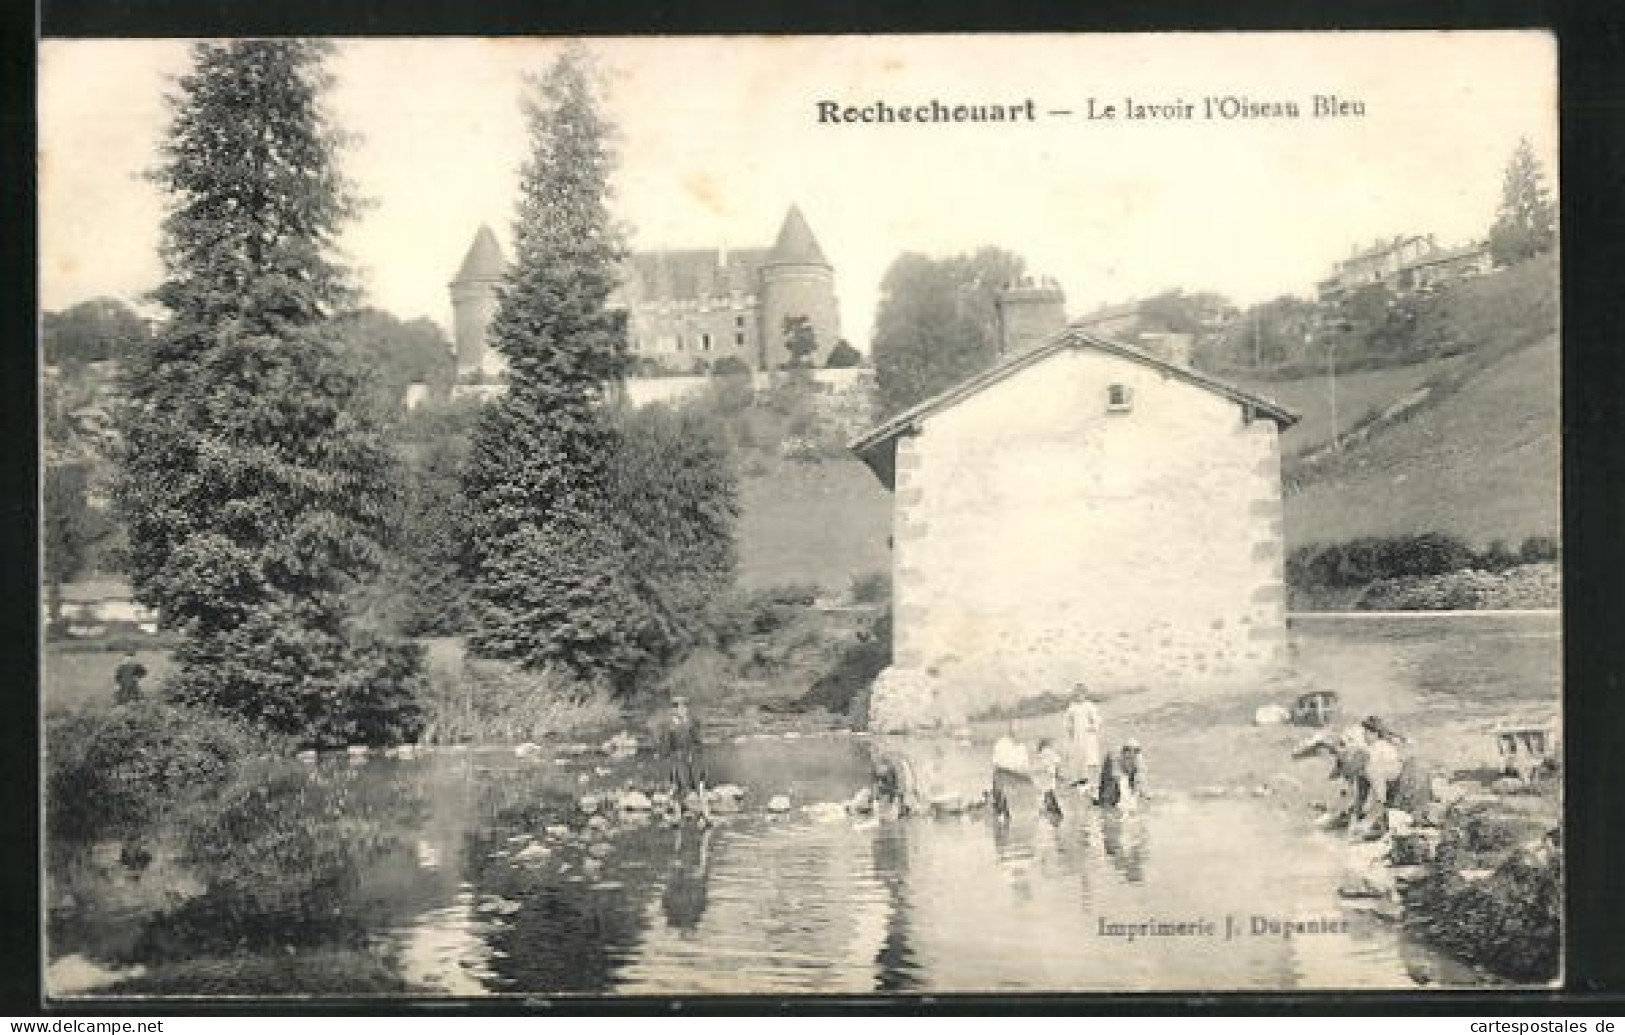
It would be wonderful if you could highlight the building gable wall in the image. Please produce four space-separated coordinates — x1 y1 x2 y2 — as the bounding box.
880 347 1287 727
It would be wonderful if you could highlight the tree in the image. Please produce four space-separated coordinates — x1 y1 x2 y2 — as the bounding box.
114 40 424 747
43 298 151 367
329 307 455 418
607 403 738 676
1488 137 1556 267
781 314 818 368
461 47 640 683
43 462 110 626
355 400 482 637
870 247 1025 416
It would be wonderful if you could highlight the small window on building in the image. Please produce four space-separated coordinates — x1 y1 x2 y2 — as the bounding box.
735 315 746 328
1107 383 1134 412
735 332 745 346
700 332 713 352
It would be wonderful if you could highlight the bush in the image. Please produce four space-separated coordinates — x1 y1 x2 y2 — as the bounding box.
1475 539 1521 572
1403 834 1561 983
712 356 753 379
799 608 891 719
419 653 623 744
1286 533 1478 591
166 614 428 749
849 569 891 604
46 701 262 846
708 583 821 644
1519 535 1560 564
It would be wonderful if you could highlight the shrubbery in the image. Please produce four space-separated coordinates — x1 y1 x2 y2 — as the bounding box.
1286 533 1478 591
46 701 261 847
166 615 427 749
1288 533 1562 610
419 653 623 744
1287 533 1560 591
849 569 891 604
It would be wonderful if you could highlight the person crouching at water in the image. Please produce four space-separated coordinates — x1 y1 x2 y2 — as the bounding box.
657 696 711 823
1032 738 1065 821
1097 741 1148 809
1353 714 1433 836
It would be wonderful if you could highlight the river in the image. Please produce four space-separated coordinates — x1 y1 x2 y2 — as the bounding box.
47 612 1559 996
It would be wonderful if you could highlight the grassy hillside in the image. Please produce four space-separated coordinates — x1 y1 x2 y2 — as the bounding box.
737 457 892 591
1279 256 1560 549
1283 331 1559 548
1232 355 1467 458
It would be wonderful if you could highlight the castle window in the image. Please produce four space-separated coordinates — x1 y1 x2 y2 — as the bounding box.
735 315 745 328
1106 383 1134 413
699 332 713 352
735 332 745 346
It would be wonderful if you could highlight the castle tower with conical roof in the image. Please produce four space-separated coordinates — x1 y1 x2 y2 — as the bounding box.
757 205 841 369
449 225 507 382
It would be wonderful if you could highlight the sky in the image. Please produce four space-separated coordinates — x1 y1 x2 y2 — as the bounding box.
39 33 1558 349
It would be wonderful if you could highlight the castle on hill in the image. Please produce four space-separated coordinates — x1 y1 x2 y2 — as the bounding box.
449 206 842 382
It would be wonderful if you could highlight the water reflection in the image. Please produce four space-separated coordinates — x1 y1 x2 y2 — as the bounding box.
660 825 713 933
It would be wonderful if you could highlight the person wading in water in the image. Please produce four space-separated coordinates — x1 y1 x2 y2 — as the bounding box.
657 696 712 824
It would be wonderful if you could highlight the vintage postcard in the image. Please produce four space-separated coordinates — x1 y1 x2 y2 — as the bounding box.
39 32 1560 998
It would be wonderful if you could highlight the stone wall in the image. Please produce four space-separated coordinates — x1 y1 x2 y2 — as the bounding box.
874 348 1289 730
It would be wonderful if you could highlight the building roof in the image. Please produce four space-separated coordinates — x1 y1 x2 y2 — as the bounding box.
766 205 829 267
622 247 770 302
452 225 507 284
1400 241 1489 271
849 327 1299 488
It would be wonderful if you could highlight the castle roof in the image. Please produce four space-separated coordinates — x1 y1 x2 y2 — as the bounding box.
622 247 770 302
453 225 506 283
767 205 829 267
850 327 1298 489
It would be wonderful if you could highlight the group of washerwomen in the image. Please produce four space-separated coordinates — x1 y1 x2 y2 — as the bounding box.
990 683 1148 822
650 685 1146 825
1294 713 1433 840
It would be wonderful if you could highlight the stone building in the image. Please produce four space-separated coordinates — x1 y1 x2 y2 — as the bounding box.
850 287 1299 731
448 205 841 382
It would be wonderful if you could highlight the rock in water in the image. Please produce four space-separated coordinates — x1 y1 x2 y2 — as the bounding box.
803 802 847 823
846 787 875 815
513 844 550 863
1254 705 1291 726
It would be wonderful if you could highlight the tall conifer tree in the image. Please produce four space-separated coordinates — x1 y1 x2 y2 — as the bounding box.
462 47 644 681
1488 137 1557 266
116 40 424 746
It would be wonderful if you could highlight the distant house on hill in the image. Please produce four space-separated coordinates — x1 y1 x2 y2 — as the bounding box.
850 286 1299 730
1316 234 1491 302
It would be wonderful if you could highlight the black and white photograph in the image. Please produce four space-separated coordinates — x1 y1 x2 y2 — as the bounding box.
38 32 1562 997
